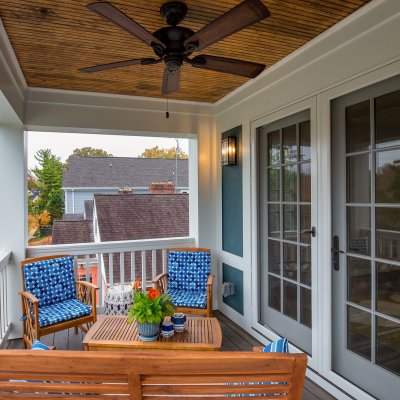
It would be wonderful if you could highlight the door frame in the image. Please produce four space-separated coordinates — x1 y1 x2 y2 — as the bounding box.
250 97 318 370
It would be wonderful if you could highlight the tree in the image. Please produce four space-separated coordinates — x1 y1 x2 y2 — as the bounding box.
71 147 113 157
32 149 64 213
27 170 38 191
28 210 51 239
46 189 64 221
139 146 188 159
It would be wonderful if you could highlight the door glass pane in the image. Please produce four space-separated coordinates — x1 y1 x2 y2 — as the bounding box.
376 207 400 261
300 120 311 161
376 262 400 318
268 240 280 274
376 149 400 203
347 256 371 309
347 207 371 256
284 205 297 241
346 100 370 153
376 316 400 376
269 276 281 311
300 163 311 202
283 243 297 280
268 130 280 165
283 125 297 164
347 154 371 203
283 281 297 320
268 204 280 238
283 165 297 202
268 168 280 201
300 287 312 328
347 306 371 360
300 205 311 245
300 246 311 285
375 90 400 149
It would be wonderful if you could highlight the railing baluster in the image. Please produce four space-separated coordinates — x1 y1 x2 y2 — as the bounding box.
85 255 90 283
141 250 146 291
97 253 103 307
162 249 167 273
109 253 113 289
131 251 135 284
120 252 125 288
1 269 4 337
152 250 156 281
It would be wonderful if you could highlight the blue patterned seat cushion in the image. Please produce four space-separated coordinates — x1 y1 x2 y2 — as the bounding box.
24 256 76 307
166 289 207 309
168 251 210 292
39 299 92 328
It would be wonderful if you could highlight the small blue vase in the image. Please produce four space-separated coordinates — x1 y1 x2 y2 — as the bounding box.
137 321 160 341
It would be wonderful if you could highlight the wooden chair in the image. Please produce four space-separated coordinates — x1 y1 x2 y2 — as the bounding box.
19 254 98 348
153 248 213 316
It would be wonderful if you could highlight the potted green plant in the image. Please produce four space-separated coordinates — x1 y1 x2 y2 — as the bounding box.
128 279 175 341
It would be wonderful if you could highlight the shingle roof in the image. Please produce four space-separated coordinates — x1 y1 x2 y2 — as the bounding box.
63 157 188 188
95 193 189 242
52 220 94 245
62 213 84 221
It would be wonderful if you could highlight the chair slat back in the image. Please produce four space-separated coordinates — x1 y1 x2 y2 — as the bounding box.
168 248 211 292
22 255 76 307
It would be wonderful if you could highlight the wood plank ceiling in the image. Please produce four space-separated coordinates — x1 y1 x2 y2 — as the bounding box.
0 0 371 103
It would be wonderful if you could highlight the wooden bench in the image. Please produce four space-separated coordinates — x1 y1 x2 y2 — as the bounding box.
0 350 307 399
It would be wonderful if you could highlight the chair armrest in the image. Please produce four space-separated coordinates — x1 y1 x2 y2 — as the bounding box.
153 273 168 294
76 280 99 291
253 346 263 352
207 275 214 286
19 291 39 304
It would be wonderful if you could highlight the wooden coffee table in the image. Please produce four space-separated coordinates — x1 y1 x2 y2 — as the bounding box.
82 315 222 351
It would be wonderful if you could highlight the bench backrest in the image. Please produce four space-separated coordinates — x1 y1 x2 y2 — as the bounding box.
168 248 211 292
0 350 307 399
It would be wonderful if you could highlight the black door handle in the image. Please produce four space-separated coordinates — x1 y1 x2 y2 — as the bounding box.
301 226 316 237
331 235 345 271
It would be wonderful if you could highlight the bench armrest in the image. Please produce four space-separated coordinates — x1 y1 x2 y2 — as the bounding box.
19 291 40 348
76 280 99 291
153 273 168 294
19 291 39 304
207 275 214 286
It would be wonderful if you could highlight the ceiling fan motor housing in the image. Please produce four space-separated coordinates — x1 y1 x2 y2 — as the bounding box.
160 2 188 26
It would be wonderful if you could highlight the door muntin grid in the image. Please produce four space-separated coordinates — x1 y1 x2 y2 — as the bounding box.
345 89 400 376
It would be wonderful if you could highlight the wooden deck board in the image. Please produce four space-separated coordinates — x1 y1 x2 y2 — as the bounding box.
6 311 337 399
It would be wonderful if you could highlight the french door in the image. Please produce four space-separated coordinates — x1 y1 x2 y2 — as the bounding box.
332 76 400 399
258 110 313 354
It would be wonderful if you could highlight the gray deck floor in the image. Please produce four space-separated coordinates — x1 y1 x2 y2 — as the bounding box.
6 311 336 400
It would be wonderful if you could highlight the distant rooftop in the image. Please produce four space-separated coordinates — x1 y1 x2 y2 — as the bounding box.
52 220 94 245
63 157 188 188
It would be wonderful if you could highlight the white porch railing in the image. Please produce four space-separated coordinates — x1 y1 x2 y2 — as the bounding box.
26 237 196 308
0 251 12 348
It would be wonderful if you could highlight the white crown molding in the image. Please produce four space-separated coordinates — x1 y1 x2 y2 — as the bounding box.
214 0 395 114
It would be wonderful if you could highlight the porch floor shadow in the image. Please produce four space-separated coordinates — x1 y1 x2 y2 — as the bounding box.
6 310 336 400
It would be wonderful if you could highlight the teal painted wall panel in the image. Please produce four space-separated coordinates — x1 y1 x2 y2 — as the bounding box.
222 263 243 315
222 126 243 256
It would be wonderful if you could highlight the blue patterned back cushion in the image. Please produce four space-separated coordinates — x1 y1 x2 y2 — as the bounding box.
31 339 50 350
261 337 289 353
23 256 76 307
168 251 210 292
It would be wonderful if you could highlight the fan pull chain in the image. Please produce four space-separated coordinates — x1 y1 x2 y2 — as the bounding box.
166 94 170 119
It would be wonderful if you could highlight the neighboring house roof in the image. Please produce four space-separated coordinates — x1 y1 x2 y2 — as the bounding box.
52 220 94 245
62 213 84 221
84 200 94 220
63 157 188 188
95 193 189 242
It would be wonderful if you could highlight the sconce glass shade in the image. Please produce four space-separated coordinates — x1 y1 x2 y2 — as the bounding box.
221 136 237 166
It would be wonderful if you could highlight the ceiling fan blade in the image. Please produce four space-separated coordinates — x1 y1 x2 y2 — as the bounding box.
191 55 265 78
87 2 165 50
162 68 181 94
80 58 159 73
184 0 270 52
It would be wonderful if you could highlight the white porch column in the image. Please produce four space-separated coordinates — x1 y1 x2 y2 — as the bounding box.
0 94 25 339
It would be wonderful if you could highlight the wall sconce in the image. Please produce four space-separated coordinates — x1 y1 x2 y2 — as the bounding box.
221 136 237 166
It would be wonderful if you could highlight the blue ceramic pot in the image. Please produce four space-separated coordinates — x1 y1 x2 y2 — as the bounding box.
137 321 160 341
171 312 187 332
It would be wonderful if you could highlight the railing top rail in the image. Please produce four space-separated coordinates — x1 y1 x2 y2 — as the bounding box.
0 251 11 272
26 237 196 258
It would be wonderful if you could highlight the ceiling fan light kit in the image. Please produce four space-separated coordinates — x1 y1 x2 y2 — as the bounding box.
81 0 270 95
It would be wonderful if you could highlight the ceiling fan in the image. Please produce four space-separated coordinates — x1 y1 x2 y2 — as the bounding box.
81 0 270 95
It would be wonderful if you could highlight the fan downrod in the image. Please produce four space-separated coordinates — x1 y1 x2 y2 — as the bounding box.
160 2 188 26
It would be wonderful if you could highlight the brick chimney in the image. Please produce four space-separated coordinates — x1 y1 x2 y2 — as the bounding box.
149 182 176 194
118 188 133 195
